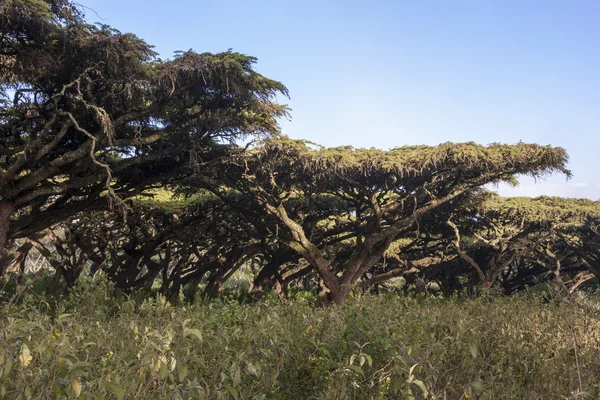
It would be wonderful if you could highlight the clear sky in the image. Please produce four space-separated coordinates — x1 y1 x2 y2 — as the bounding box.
82 0 600 199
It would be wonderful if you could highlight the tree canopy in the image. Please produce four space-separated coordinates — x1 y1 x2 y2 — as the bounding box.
188 137 570 304
0 0 288 263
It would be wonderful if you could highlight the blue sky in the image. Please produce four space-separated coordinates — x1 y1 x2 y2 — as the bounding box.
83 0 600 199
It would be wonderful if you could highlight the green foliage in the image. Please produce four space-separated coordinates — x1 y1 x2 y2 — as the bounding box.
0 0 288 251
236 136 570 184
1 281 600 399
188 135 571 304
476 194 600 224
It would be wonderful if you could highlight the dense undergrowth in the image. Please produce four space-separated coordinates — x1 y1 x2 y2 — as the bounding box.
1 277 600 399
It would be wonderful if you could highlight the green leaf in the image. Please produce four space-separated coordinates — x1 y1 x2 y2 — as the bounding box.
159 362 169 379
93 390 105 400
62 355 78 365
471 377 484 394
224 383 239 400
35 342 48 354
101 381 125 400
3 359 13 377
412 379 429 398
346 364 364 377
69 361 94 374
58 314 73 322
177 364 188 382
183 328 203 343
233 366 241 386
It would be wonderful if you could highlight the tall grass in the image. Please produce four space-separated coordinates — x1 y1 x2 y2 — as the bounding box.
1 278 600 399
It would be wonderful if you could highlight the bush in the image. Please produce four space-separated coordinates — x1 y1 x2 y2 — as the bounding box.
1 281 599 399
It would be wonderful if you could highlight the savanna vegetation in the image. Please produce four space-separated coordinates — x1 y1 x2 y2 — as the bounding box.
3 282 600 399
1 1 600 399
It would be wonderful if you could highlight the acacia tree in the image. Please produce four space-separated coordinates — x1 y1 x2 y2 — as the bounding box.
27 228 88 289
44 196 254 295
0 0 288 267
36 191 299 298
559 212 600 285
448 196 600 291
193 137 570 305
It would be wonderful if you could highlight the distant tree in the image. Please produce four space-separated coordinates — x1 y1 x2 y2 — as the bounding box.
36 191 297 299
447 195 600 292
0 0 288 268
42 195 255 296
559 212 600 287
192 137 570 305
28 228 89 289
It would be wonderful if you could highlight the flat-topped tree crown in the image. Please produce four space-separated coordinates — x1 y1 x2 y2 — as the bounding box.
543 200 600 283
225 137 569 190
196 137 570 305
445 194 600 290
475 195 600 223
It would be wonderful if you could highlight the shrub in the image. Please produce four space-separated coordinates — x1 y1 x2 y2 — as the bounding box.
1 281 599 399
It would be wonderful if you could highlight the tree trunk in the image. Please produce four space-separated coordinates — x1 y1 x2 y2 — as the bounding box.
252 258 281 296
13 246 31 284
205 271 225 296
330 285 348 306
482 258 507 289
166 280 182 304
482 268 501 289
0 202 14 276
63 268 80 290
551 261 566 289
